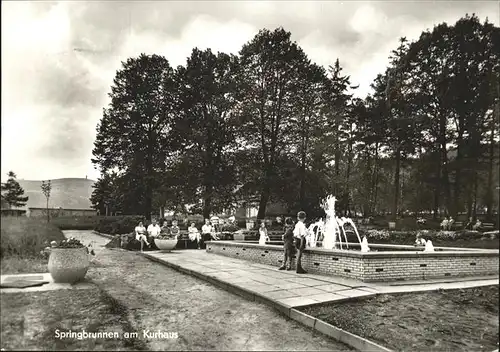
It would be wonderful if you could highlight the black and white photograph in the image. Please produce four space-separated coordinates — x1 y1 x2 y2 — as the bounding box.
1 0 499 351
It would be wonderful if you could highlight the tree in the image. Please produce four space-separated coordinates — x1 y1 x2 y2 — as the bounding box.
237 27 310 218
1 171 29 208
92 54 177 219
172 48 240 218
41 180 51 223
290 61 329 210
90 172 122 215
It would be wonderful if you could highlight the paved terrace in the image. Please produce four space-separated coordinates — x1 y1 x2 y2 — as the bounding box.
142 250 499 310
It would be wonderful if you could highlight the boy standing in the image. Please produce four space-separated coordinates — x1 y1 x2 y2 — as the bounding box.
279 217 295 271
293 211 308 274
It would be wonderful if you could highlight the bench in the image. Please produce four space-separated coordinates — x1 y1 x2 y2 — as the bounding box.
483 223 495 231
451 221 463 230
176 233 191 249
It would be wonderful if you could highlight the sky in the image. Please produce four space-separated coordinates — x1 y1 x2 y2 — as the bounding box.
1 1 499 182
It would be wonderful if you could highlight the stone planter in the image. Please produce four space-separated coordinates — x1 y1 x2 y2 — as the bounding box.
154 238 178 252
48 247 90 284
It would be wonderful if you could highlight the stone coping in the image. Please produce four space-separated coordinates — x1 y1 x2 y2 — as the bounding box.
290 309 393 352
212 240 499 258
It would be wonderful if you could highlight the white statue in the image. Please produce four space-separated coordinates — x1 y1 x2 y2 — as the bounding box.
361 236 370 252
424 240 435 252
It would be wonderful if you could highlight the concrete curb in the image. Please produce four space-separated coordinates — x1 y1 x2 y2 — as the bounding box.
290 309 393 352
141 252 393 352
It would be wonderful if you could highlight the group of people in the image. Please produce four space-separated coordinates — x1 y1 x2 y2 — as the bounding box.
258 211 309 274
134 218 223 251
440 216 483 231
134 212 311 274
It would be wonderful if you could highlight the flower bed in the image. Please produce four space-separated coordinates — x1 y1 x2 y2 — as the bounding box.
362 229 499 246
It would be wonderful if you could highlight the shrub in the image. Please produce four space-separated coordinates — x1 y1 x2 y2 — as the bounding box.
50 216 101 230
0 217 65 259
94 215 144 235
365 229 391 240
435 230 458 240
221 223 239 232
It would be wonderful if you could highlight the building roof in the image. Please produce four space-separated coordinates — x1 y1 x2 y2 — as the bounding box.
28 207 95 211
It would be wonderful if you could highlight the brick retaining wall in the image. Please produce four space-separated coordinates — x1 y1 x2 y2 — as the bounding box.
207 241 499 282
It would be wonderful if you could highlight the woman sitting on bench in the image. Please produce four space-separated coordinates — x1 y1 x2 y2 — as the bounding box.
135 221 150 251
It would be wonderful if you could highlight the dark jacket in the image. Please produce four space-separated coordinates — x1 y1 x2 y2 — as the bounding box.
283 225 294 247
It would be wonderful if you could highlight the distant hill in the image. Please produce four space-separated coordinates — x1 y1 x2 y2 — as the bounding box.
15 178 96 210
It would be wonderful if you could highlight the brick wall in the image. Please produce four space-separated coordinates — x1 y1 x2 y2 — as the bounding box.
207 241 499 282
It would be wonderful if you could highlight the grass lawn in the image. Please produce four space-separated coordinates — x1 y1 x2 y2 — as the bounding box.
1 217 65 275
0 287 146 351
0 256 49 274
301 285 499 352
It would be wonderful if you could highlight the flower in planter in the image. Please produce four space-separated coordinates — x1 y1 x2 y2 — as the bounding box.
43 238 95 256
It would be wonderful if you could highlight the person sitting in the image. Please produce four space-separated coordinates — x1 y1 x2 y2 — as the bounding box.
200 219 213 249
170 220 181 239
465 217 474 230
447 217 454 230
188 222 201 249
472 219 482 231
134 221 150 251
415 233 426 246
440 218 449 230
147 219 161 249
160 221 171 236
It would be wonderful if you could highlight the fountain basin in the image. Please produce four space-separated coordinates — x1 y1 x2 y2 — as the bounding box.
206 241 499 282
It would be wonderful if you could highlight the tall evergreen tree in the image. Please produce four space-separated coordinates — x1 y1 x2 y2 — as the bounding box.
1 171 29 208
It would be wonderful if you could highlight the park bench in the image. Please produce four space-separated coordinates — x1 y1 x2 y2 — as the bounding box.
176 232 191 249
451 221 463 230
483 223 495 231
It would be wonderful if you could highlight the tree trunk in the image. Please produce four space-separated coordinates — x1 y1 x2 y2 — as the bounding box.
433 149 441 220
46 198 50 223
485 79 499 221
472 172 479 220
257 185 270 220
453 131 464 217
299 136 307 210
203 185 212 219
371 143 380 215
393 147 401 220
345 130 353 216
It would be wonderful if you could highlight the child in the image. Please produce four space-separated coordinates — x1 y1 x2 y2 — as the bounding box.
293 211 308 274
188 222 201 249
170 220 180 239
258 222 270 245
415 233 426 246
279 217 295 271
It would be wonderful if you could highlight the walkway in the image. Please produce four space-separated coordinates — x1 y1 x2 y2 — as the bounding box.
143 250 499 310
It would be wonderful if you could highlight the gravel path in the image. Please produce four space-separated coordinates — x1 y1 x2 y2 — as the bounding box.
66 231 352 351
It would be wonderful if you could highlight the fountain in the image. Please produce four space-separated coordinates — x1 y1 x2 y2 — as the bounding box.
306 195 363 251
208 194 498 282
